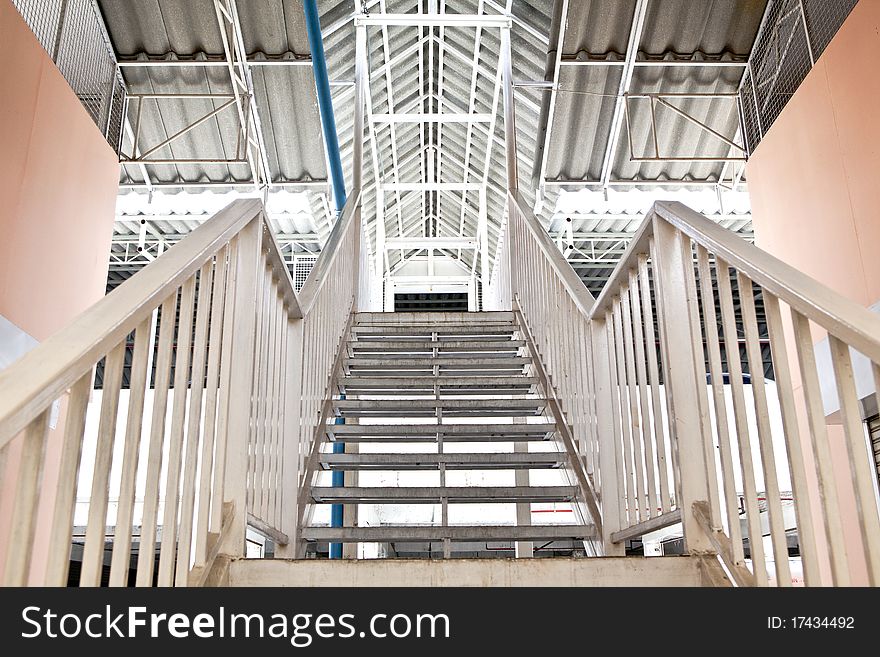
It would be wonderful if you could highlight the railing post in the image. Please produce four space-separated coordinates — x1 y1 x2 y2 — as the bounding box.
500 24 517 310
277 317 304 558
217 216 263 558
591 319 624 556
650 214 715 553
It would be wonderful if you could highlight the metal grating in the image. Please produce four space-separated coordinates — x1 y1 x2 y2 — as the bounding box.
12 0 126 150
738 0 857 154
294 255 318 291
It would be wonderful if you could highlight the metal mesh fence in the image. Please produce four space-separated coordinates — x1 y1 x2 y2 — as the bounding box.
12 0 125 152
293 255 318 291
802 0 858 59
738 0 858 155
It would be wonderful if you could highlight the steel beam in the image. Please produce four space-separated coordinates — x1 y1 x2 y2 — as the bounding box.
532 0 569 213
355 14 511 27
385 237 477 250
599 0 649 188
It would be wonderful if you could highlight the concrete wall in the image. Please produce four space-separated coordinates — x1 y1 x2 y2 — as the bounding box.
0 0 120 583
744 0 880 586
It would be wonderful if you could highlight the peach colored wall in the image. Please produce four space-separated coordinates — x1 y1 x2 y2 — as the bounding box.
0 0 120 339
745 0 880 586
746 0 880 308
0 0 119 583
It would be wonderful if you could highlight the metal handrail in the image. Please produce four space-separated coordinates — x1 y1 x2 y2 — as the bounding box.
0 199 283 447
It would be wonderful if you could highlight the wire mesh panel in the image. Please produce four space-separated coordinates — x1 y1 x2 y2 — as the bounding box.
739 0 858 155
12 0 125 151
801 0 858 59
293 255 318 291
11 0 61 53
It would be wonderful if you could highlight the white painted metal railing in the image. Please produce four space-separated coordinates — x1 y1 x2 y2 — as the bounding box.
501 191 602 543
0 192 367 586
495 193 880 586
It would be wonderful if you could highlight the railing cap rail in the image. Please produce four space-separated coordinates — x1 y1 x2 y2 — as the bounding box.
0 198 264 447
655 200 880 364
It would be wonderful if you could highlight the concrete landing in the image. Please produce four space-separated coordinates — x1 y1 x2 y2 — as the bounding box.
224 556 722 587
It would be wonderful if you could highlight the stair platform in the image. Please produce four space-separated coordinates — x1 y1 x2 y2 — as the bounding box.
225 556 716 587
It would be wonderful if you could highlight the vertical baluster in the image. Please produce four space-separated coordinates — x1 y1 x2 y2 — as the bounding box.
108 317 153 586
80 341 126 586
695 246 744 566
44 372 93 586
620 285 647 522
3 410 50 586
136 294 178 586
252 271 272 519
157 276 197 586
763 295 821 585
716 258 767 585
828 335 880 584
738 272 791 586
211 237 240 534
638 253 671 513
790 310 848 584
612 301 635 526
279 316 304 557
603 311 627 543
270 308 288 529
248 262 269 514
629 268 659 518
260 286 281 522
195 245 229 566
174 261 215 585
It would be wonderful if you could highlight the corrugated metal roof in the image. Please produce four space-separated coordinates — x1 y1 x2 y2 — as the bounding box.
97 0 764 295
547 0 766 187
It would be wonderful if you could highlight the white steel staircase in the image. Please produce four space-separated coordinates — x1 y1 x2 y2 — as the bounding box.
1 190 880 587
298 310 595 557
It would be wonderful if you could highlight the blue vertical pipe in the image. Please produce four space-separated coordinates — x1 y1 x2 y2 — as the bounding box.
329 397 345 560
304 0 346 214
304 0 346 559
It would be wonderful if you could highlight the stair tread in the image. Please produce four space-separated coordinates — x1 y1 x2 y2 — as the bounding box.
319 452 565 470
301 525 594 541
327 423 556 435
350 340 525 350
310 485 578 503
345 357 530 366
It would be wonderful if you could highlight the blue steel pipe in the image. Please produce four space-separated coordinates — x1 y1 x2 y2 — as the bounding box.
304 0 346 559
304 0 347 214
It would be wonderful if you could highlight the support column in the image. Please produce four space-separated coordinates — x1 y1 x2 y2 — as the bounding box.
651 216 715 553
499 24 517 311
217 218 262 558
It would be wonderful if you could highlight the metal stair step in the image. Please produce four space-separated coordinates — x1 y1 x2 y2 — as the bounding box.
301 524 594 542
318 452 565 470
349 339 525 352
351 326 517 337
327 423 556 439
332 398 548 417
338 377 539 395
354 311 515 324
345 357 530 368
309 485 578 504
